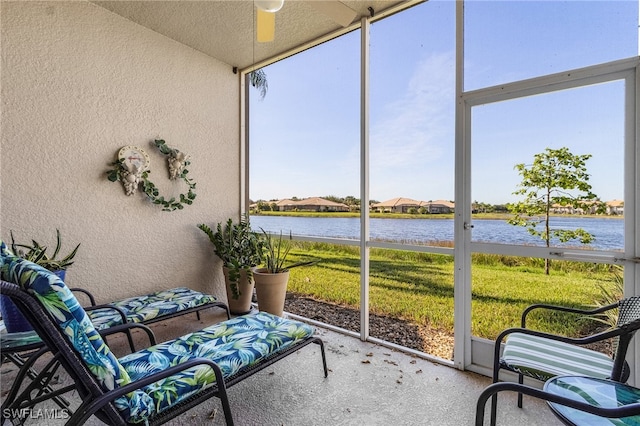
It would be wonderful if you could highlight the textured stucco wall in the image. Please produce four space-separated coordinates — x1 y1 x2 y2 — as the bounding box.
0 1 240 303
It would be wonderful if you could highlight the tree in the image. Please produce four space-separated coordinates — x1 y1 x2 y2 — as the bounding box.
343 195 358 206
323 195 342 203
507 147 603 274
249 69 268 99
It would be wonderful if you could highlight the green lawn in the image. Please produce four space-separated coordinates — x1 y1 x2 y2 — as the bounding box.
285 241 618 340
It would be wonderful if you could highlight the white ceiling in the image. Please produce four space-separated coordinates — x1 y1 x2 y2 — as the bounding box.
92 1 412 70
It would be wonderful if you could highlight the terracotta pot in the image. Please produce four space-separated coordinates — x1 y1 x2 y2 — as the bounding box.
223 267 254 315
253 268 289 317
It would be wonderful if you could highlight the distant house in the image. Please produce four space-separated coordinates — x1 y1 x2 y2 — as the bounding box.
606 199 624 215
551 203 575 214
372 197 455 214
583 200 606 215
277 197 349 212
422 200 455 214
274 199 297 210
372 197 422 213
551 200 615 215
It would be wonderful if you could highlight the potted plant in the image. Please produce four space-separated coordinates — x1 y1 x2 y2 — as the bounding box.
253 228 317 317
1 229 80 333
10 229 80 280
197 215 264 315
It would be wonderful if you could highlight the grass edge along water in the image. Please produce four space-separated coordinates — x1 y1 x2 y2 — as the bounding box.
284 240 619 342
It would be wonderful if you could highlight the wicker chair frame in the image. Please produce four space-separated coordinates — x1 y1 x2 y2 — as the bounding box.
0 280 327 426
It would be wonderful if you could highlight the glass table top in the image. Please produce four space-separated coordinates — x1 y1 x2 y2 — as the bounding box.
544 376 640 426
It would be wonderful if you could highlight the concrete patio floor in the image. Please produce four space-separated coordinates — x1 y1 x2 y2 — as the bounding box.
1 308 562 425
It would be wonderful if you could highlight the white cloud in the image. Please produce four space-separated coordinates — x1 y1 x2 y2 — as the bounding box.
370 52 455 171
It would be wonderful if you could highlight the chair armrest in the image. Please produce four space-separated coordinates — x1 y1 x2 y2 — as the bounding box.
475 381 640 426
68 358 226 424
85 304 129 327
497 325 623 347
521 301 619 327
69 287 97 306
98 322 157 346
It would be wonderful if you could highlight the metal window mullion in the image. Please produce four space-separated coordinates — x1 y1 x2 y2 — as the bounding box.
627 68 640 296
240 72 249 215
627 64 639 386
453 0 470 371
360 17 370 342
464 58 638 107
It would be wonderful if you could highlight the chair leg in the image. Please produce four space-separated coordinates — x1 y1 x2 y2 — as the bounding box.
490 394 498 426
1 347 50 409
517 373 524 408
490 366 500 426
217 385 234 426
124 329 136 353
209 363 234 426
2 350 71 415
314 339 328 377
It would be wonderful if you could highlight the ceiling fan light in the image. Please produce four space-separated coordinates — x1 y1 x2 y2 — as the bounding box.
255 0 284 13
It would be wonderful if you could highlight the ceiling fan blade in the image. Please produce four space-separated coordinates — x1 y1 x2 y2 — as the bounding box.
309 1 358 27
256 8 275 43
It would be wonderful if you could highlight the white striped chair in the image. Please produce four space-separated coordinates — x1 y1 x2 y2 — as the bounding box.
489 297 640 426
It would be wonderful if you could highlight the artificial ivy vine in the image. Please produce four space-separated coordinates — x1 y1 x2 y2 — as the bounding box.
107 139 196 212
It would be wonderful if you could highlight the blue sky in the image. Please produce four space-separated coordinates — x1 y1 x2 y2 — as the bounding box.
249 0 638 205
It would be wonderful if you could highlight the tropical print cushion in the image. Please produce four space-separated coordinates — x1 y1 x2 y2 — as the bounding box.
88 287 219 330
0 241 135 394
0 241 11 257
115 311 316 423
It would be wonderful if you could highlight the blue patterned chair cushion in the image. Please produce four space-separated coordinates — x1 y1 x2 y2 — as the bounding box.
0 242 134 394
115 312 316 424
88 287 220 329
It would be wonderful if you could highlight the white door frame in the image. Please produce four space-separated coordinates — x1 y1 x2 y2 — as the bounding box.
455 55 639 377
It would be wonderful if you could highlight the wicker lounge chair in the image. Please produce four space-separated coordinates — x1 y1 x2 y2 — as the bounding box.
2 286 230 355
0 248 327 425
1 283 232 400
72 286 230 330
1 285 232 408
2 285 230 337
